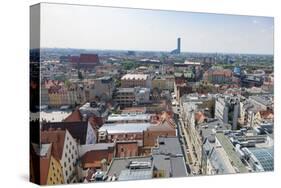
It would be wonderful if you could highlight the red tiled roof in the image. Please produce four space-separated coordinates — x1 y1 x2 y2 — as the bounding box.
41 130 66 161
79 54 99 63
43 80 67 94
88 116 103 129
42 121 89 145
115 141 139 157
82 150 111 169
149 112 176 130
260 110 274 119
148 121 175 131
64 108 82 122
48 85 67 94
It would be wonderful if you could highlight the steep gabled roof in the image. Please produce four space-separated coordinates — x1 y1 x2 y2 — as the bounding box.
42 121 88 145
64 108 82 122
41 130 66 161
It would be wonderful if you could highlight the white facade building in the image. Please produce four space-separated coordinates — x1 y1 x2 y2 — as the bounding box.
60 130 79 183
215 95 240 130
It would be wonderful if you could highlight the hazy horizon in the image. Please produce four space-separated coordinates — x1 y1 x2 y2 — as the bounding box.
40 3 274 55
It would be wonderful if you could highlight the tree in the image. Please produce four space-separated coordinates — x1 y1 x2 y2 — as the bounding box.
122 60 136 70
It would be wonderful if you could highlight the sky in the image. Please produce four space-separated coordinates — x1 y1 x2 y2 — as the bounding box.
40 3 274 54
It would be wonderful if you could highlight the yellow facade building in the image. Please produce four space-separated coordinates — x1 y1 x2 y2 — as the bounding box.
46 156 64 185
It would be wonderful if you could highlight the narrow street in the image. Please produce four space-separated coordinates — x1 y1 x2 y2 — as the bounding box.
178 117 200 174
172 104 200 175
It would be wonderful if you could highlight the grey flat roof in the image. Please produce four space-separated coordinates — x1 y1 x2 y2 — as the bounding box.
250 95 273 106
152 137 183 155
118 169 152 181
152 137 188 177
203 140 236 174
99 123 151 134
107 156 153 177
181 93 213 102
106 137 188 180
117 88 135 93
170 157 188 177
152 154 188 177
216 133 248 173
199 119 231 141
107 114 151 122
94 76 112 80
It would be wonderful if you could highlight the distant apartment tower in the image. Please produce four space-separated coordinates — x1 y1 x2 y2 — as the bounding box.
171 37 181 54
177 37 181 53
215 95 240 130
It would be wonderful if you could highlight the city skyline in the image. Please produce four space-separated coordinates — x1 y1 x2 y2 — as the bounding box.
30 3 274 185
40 3 274 54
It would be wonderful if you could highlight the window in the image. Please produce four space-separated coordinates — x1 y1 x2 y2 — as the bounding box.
64 162 66 168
